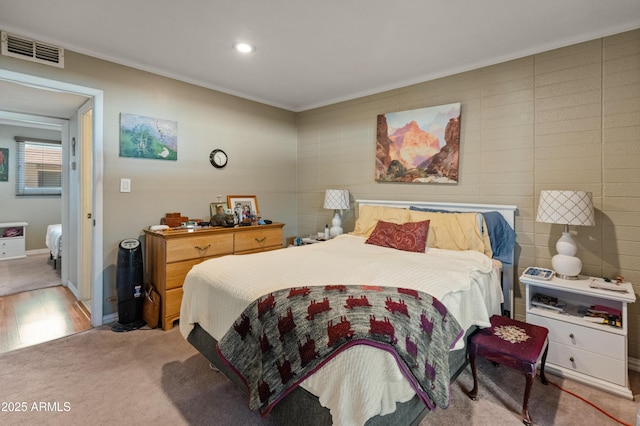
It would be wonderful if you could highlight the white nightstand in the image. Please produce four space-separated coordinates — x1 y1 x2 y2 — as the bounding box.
0 222 28 261
521 273 636 399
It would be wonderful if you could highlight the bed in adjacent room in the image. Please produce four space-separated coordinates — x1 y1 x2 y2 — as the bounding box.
179 200 517 425
45 224 62 269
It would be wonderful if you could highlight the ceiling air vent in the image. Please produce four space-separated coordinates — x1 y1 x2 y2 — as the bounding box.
1 31 64 68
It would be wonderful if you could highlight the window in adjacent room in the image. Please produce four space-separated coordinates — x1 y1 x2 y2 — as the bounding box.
15 136 62 195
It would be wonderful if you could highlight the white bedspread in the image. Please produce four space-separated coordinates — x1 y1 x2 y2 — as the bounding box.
180 234 501 425
46 224 62 259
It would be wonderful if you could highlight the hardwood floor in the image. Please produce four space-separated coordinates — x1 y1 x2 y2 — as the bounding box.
0 285 92 353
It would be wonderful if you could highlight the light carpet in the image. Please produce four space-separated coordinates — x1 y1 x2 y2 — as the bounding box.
0 252 61 296
0 325 637 425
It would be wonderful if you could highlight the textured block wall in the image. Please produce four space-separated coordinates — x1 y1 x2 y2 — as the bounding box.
296 30 640 358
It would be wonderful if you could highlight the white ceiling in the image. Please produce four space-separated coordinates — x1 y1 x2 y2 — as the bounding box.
0 0 639 113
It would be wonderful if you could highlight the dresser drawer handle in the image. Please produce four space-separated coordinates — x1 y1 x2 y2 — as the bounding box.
569 357 575 363
195 244 211 251
255 237 267 243
569 333 574 339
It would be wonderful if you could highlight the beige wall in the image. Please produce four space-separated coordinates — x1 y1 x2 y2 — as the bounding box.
0 50 298 316
296 30 640 357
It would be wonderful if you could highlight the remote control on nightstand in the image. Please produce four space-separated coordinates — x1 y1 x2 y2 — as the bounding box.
523 267 554 280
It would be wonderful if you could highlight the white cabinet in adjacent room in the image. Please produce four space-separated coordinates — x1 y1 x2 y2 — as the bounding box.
0 222 28 261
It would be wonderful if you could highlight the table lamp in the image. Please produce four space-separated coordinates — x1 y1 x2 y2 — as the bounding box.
536 190 594 279
324 189 350 238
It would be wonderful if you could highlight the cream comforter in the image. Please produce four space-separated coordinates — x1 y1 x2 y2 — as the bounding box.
179 234 502 425
46 224 62 259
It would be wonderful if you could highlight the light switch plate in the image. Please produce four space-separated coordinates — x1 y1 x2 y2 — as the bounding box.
120 178 131 193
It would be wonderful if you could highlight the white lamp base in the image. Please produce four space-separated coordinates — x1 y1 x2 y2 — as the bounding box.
329 210 343 238
552 231 581 279
552 254 582 280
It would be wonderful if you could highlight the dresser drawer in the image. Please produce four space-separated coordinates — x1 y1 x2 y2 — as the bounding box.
164 287 184 318
166 233 234 263
166 258 208 290
0 238 25 258
547 341 626 386
235 228 282 253
527 312 624 360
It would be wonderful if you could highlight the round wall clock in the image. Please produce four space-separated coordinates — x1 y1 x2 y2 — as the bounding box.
209 149 228 168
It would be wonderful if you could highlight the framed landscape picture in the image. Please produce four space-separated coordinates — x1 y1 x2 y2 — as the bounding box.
375 102 461 184
119 113 178 160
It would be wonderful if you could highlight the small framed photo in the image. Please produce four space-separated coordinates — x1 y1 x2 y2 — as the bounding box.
210 202 227 217
227 195 259 222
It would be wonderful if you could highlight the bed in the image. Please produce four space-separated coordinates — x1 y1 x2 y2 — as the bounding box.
45 224 62 269
179 200 517 425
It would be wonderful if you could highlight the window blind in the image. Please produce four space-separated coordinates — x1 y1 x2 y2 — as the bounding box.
15 137 62 196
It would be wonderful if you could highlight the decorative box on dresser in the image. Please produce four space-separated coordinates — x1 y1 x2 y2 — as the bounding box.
144 222 284 330
522 273 636 399
0 222 28 261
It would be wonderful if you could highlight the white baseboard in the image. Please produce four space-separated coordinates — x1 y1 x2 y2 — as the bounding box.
26 249 50 255
102 312 117 325
66 280 79 299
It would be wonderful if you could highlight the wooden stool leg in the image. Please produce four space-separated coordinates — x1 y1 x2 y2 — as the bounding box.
521 372 534 426
468 345 479 400
539 341 549 385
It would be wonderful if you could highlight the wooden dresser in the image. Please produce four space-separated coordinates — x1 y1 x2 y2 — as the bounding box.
144 222 284 330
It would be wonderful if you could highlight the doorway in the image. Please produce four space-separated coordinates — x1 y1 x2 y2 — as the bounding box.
0 69 104 327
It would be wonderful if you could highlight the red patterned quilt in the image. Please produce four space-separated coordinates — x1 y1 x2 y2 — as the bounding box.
216 284 463 416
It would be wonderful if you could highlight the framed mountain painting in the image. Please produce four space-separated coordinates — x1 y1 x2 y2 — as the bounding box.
375 103 460 184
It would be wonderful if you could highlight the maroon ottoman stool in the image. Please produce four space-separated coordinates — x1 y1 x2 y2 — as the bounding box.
467 315 549 425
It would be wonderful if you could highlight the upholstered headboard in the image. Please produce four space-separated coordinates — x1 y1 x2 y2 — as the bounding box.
356 199 518 318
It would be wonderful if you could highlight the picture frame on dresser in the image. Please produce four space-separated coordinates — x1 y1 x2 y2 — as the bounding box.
210 202 227 217
227 195 258 221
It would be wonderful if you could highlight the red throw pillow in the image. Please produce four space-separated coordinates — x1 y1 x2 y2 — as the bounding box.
365 220 430 253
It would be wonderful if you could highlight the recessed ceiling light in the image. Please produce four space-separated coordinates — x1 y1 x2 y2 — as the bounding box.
233 42 256 53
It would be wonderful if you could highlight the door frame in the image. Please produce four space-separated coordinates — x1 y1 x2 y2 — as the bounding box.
77 99 94 304
0 69 105 326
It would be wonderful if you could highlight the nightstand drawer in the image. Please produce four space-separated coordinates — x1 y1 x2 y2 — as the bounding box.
0 238 25 258
166 234 234 262
528 313 624 360
547 342 626 386
235 228 282 253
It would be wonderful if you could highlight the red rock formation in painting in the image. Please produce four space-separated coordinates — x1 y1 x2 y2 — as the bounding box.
424 116 460 182
375 115 394 179
389 120 440 168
